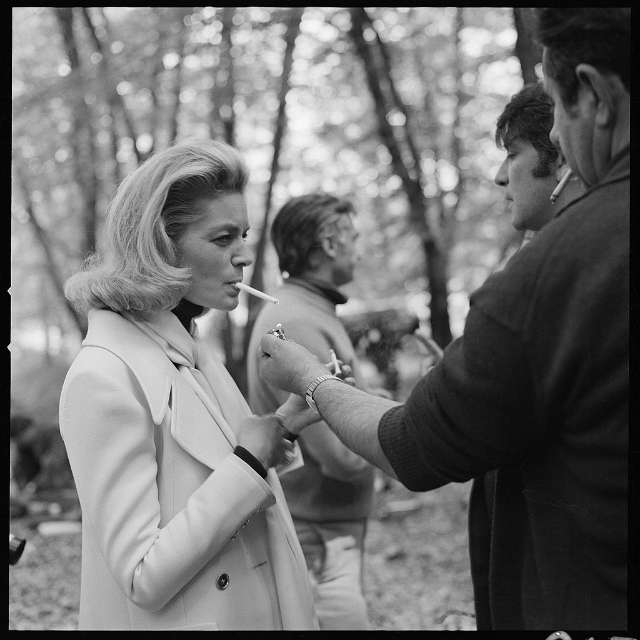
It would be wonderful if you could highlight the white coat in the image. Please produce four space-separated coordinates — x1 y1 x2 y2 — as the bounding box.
59 309 317 630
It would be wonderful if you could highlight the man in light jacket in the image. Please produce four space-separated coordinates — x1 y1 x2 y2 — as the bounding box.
247 194 376 629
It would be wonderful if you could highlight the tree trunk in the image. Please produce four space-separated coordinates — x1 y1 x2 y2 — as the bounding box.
443 8 465 239
350 8 452 347
80 7 143 165
244 7 304 354
210 7 236 145
204 7 243 385
55 7 99 258
513 8 542 85
164 13 191 146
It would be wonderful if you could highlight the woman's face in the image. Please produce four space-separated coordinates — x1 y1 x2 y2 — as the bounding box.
176 193 253 311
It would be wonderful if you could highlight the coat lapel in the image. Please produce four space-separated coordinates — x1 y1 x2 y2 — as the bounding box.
84 310 234 470
169 374 235 470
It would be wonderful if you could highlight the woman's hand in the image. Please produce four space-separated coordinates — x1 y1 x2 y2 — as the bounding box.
330 362 356 387
275 393 318 436
236 414 293 469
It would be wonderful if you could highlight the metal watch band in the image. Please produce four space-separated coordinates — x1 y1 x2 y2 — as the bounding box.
305 374 342 413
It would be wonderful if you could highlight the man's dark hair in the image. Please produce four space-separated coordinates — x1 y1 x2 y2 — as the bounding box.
270 193 354 277
532 8 630 105
496 82 558 178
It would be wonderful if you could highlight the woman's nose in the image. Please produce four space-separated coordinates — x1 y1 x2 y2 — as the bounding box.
232 243 253 268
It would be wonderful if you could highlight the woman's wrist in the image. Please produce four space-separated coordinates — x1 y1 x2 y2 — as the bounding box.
275 411 302 440
233 446 268 478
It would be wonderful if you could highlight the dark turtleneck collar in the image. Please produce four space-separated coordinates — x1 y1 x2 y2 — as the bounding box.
286 276 348 306
171 298 205 332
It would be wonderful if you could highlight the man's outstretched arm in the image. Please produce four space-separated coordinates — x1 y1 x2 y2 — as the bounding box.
259 333 400 479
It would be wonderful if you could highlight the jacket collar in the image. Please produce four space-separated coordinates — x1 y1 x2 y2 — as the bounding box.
285 276 348 306
601 142 630 185
555 144 630 219
83 310 240 470
83 310 173 425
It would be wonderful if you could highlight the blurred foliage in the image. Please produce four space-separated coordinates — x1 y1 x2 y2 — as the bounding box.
11 7 534 434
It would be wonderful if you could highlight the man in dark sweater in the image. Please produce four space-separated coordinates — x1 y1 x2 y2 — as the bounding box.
258 8 629 631
467 80 587 628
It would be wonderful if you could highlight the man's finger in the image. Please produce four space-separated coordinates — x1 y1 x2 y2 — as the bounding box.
260 332 279 356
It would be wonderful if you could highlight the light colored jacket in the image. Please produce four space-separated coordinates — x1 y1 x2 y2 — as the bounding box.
59 310 317 630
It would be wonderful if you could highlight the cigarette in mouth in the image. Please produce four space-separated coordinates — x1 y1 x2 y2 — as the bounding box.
235 282 279 304
550 168 573 204
329 349 341 374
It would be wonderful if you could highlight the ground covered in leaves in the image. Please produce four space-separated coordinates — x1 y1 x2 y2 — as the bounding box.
9 477 475 631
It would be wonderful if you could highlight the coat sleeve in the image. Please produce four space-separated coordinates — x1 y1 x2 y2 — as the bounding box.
59 349 276 612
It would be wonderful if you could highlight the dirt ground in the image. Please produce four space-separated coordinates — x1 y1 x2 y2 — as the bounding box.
9 476 475 631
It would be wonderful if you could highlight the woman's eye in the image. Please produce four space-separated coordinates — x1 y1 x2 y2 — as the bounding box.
213 235 231 245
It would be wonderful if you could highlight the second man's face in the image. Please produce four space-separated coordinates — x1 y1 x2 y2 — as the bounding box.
494 139 557 232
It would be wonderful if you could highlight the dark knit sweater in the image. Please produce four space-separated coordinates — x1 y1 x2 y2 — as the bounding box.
379 146 629 630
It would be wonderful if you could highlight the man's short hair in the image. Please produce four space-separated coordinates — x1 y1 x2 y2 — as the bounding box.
495 82 558 178
532 8 630 105
271 193 354 277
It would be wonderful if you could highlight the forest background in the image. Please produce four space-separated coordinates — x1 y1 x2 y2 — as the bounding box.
10 6 543 631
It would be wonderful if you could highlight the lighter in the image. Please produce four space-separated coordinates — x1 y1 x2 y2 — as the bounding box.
268 323 287 340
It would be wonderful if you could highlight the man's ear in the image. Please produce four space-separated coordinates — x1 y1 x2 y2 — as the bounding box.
320 235 337 258
575 63 617 129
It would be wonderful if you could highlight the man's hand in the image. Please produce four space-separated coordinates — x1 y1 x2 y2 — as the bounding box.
275 365 356 436
259 333 330 396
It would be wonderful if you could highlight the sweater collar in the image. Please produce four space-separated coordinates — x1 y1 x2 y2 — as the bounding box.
285 276 348 306
602 142 630 185
171 298 206 332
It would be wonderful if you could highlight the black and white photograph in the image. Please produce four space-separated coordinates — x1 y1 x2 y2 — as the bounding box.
10 7 631 636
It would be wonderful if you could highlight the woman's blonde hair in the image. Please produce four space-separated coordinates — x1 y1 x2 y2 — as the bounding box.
65 138 248 320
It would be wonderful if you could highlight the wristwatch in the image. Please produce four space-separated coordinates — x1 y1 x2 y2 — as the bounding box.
305 374 342 413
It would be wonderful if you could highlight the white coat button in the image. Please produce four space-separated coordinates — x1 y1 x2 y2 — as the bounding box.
216 573 230 590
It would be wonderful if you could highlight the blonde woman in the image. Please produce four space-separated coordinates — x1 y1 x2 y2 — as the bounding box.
59 139 325 630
